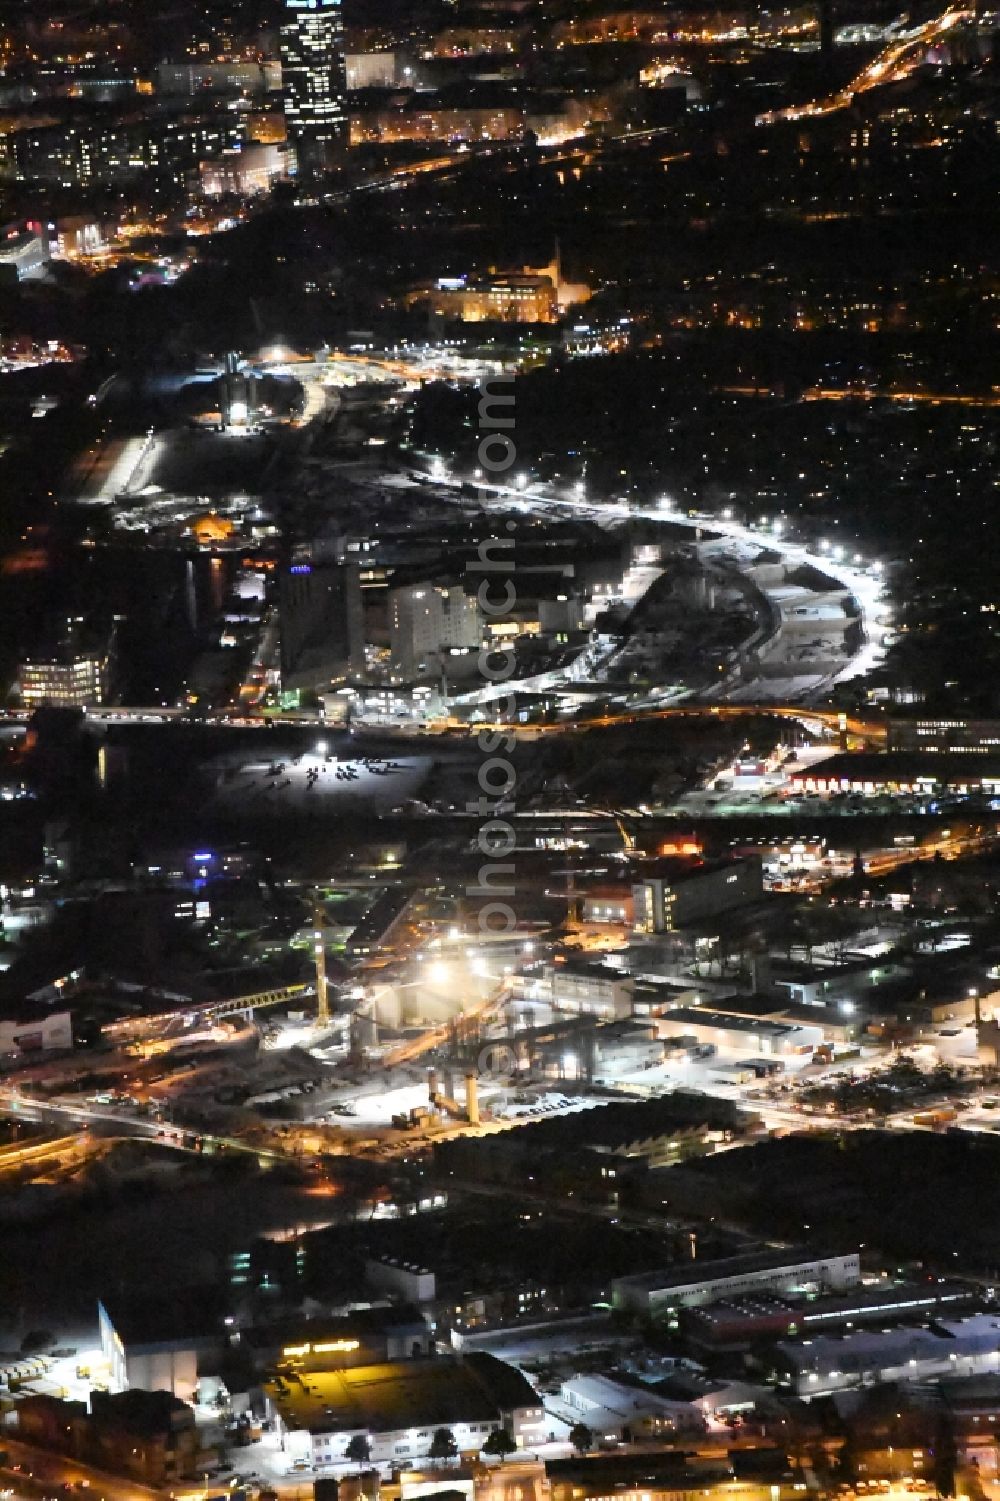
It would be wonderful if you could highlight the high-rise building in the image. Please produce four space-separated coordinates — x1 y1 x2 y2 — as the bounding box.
818 0 834 54
631 857 764 934
389 584 481 682
280 0 347 172
279 562 364 689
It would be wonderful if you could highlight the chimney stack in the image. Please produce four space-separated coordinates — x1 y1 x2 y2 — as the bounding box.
465 1072 480 1127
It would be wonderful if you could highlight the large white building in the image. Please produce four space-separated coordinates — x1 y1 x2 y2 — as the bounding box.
200 143 289 196
560 1374 700 1440
0 226 48 282
98 1300 223 1404
389 584 481 682
775 1314 1000 1397
612 1249 861 1319
366 1257 436 1305
0 1006 73 1058
656 1006 825 1057
511 960 635 1021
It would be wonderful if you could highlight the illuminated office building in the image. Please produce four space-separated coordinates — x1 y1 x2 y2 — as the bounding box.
280 0 347 171
16 617 109 708
18 648 106 708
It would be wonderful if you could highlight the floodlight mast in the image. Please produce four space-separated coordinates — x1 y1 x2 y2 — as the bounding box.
313 898 330 1027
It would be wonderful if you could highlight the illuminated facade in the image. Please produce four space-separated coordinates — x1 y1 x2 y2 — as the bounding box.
0 227 47 281
389 584 481 681
280 0 347 170
199 142 289 196
632 858 764 933
408 274 558 324
18 649 105 707
349 98 596 148
349 104 522 146
345 51 399 88
1 115 242 187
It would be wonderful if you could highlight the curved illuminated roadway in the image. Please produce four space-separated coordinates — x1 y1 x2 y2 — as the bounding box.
756 6 974 125
459 474 892 703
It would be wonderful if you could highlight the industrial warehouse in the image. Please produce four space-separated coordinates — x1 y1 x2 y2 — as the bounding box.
789 752 1000 797
265 1353 547 1466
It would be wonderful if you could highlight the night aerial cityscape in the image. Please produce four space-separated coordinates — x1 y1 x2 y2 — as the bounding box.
6 0 1000 1498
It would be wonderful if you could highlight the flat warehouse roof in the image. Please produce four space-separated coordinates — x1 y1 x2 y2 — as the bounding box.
665 1007 795 1037
614 1247 855 1296
267 1354 536 1434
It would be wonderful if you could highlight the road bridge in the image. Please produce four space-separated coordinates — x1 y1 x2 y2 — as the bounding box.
2 702 886 744
0 1131 97 1176
758 5 974 122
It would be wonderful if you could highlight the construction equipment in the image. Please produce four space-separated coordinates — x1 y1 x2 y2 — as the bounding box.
428 1068 480 1126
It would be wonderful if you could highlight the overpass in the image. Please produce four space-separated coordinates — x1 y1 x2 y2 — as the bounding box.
420 702 888 745
100 982 315 1046
0 1130 99 1176
758 4 974 123
0 1093 291 1165
18 701 886 744
544 702 886 742
197 982 315 1021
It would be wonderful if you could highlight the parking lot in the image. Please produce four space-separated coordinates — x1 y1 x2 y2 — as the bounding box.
210 752 433 814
